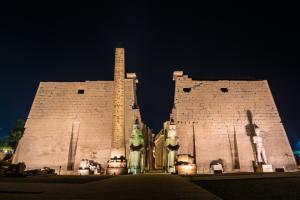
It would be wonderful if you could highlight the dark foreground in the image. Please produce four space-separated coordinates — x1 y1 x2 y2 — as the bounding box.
190 172 300 200
0 173 299 200
0 174 219 200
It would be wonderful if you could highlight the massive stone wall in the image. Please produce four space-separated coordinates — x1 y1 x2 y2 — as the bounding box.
172 72 297 173
13 79 140 174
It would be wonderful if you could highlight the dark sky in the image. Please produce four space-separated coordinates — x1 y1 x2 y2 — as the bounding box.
0 1 299 150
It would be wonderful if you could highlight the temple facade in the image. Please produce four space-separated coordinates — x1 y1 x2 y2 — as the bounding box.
154 71 297 174
13 48 153 174
13 49 297 175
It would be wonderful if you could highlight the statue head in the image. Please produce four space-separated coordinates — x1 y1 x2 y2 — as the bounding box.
133 124 139 130
133 118 140 130
168 124 176 137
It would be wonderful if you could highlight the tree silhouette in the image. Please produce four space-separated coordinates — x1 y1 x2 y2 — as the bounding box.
8 120 25 150
0 137 8 148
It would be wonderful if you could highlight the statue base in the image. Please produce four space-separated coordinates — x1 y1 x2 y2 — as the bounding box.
176 164 197 175
211 164 223 174
167 166 176 173
128 168 141 174
106 157 127 175
78 169 90 175
176 154 197 175
255 164 273 172
106 167 128 175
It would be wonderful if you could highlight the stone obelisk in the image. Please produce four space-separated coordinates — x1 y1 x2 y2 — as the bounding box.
111 47 125 157
107 47 127 175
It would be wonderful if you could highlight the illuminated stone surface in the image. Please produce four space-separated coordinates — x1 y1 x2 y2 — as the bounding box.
255 164 273 172
12 50 296 175
13 49 142 174
111 48 126 158
171 71 297 173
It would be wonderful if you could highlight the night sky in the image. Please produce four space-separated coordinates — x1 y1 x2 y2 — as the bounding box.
0 1 299 150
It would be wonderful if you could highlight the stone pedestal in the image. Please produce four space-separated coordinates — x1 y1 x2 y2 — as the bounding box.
211 164 223 174
256 164 273 172
93 169 101 175
176 164 197 175
78 169 90 175
106 157 127 175
262 164 273 172
176 154 197 175
128 168 141 174
168 166 176 173
66 170 76 175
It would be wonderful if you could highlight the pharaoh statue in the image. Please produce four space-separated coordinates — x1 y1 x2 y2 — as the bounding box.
253 128 268 164
128 119 144 174
79 159 89 170
165 119 179 173
78 159 90 175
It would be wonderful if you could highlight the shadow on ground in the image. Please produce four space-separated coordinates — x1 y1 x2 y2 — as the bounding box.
192 173 300 200
0 175 113 184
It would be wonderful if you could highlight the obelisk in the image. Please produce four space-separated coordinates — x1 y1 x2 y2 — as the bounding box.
111 47 125 157
107 47 127 175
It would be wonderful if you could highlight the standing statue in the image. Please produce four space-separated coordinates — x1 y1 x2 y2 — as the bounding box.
78 159 102 175
128 119 144 174
165 120 179 173
78 159 90 175
253 128 268 164
79 159 90 170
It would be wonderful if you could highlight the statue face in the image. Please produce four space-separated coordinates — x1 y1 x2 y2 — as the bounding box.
169 124 176 130
133 124 139 129
256 128 261 136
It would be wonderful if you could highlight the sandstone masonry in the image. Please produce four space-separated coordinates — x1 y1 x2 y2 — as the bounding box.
170 71 297 173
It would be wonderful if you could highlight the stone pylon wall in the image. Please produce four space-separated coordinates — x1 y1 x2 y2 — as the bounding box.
13 79 140 174
172 73 297 173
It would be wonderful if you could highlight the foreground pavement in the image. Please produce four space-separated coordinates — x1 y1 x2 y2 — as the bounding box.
191 172 300 200
0 174 221 200
2 173 300 200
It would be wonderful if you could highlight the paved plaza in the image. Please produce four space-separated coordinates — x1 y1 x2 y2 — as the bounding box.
0 174 220 200
1 173 300 200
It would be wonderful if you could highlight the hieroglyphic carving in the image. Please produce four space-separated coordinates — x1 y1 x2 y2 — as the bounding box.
111 48 126 158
